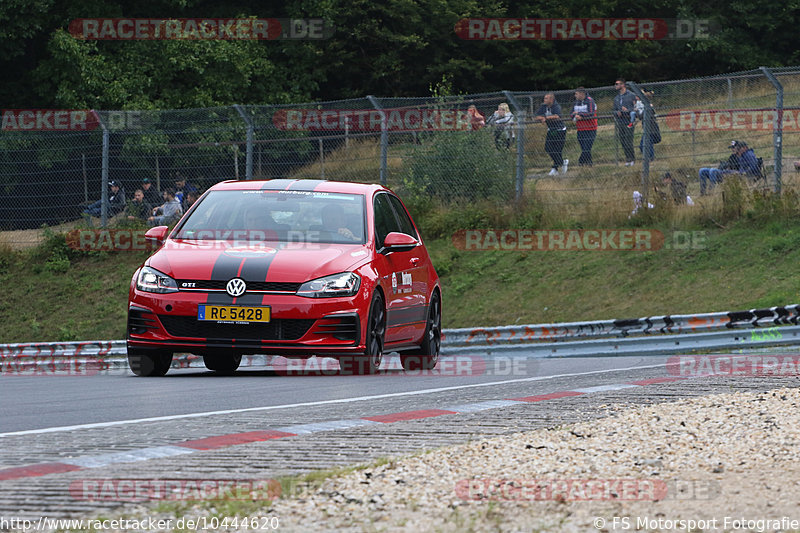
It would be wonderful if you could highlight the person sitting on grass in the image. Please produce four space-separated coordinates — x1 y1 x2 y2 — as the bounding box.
148 188 183 226
698 140 760 195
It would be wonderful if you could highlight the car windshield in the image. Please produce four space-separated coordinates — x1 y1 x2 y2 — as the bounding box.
173 189 366 244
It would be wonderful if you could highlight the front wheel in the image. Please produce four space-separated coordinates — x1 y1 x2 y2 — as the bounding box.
203 354 242 375
340 292 385 375
401 291 441 372
128 349 172 377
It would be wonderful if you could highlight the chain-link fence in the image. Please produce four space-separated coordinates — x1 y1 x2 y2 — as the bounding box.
2 66 799 246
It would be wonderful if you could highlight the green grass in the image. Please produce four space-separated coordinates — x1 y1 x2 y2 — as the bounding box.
431 218 800 328
1 215 800 343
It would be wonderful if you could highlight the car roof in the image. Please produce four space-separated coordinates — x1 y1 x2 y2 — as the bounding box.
208 179 390 196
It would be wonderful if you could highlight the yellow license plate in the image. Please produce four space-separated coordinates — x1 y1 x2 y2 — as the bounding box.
198 305 271 323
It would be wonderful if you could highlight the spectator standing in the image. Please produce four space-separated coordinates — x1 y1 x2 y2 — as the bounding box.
699 140 760 195
83 180 126 218
486 103 514 150
141 177 161 207
148 188 183 226
638 90 661 162
535 93 567 175
125 189 152 222
466 105 485 130
613 78 637 165
571 87 598 167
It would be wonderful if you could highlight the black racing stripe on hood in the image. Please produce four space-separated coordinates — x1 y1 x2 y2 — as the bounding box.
234 252 279 305
206 253 245 304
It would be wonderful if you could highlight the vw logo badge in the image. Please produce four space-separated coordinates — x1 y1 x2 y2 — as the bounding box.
226 278 246 297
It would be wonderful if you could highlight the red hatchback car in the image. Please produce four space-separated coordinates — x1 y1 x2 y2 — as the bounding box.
127 179 441 376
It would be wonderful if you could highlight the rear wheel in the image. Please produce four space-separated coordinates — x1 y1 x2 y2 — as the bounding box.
340 292 385 375
128 349 172 377
401 291 441 372
203 354 242 375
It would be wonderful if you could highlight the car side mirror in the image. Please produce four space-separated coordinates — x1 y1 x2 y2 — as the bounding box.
382 232 418 253
145 226 169 246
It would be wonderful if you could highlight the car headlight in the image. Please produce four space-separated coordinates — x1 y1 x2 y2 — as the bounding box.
136 266 179 293
296 272 360 298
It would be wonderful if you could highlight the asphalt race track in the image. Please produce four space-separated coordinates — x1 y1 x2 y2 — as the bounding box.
1 349 798 520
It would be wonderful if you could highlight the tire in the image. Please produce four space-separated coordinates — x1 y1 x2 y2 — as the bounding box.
128 349 172 377
203 354 242 375
340 292 385 375
401 291 441 372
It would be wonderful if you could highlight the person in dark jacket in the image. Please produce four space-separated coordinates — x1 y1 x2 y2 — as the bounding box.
536 93 567 175
84 180 126 218
141 178 162 207
613 78 637 166
699 140 760 195
125 189 152 222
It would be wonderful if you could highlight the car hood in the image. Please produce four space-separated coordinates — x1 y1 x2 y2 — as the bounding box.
147 239 371 283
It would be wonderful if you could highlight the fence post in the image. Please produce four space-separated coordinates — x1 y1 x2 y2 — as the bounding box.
503 91 525 200
629 82 652 199
367 95 388 186
760 67 783 194
95 111 110 228
233 105 254 180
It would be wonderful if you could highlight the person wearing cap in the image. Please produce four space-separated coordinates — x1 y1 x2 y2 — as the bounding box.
83 180 126 218
141 177 162 207
571 87 597 167
699 140 760 195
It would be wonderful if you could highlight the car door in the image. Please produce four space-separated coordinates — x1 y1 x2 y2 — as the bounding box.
372 192 429 344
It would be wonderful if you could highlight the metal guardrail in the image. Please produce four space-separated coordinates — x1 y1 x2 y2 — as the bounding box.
1 305 799 360
444 305 800 347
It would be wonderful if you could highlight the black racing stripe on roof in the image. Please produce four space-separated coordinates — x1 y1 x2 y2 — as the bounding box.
260 179 297 190
287 179 327 191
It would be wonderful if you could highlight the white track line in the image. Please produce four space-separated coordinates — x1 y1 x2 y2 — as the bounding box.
0 362 667 438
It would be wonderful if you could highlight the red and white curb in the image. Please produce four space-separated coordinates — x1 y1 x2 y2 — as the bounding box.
0 373 720 482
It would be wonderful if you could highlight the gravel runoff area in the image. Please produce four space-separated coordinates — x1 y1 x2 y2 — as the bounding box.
264 386 800 532
42 385 800 533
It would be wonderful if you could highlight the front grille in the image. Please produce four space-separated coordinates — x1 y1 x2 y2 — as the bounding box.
313 315 359 342
158 315 314 341
128 308 158 335
177 280 301 292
